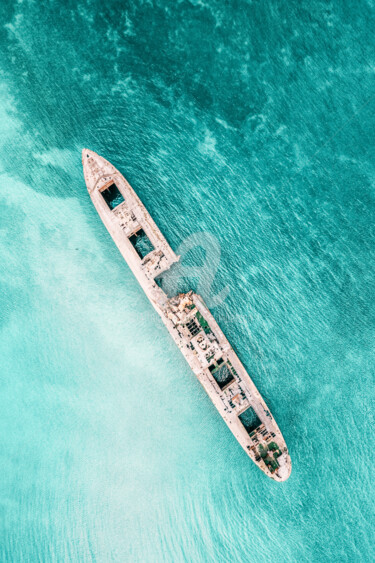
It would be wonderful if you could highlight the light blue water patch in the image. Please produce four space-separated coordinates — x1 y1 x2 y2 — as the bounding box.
0 1 374 561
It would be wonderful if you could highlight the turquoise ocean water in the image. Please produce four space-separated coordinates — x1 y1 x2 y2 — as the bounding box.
0 1 374 561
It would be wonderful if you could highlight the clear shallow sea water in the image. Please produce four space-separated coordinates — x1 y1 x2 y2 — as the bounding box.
0 1 374 561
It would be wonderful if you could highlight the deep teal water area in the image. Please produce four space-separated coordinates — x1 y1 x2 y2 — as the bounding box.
0 1 374 561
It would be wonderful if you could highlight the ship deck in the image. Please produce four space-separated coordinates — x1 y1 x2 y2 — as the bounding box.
82 149 292 481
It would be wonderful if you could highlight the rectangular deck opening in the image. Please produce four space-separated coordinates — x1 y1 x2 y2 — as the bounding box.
239 407 262 435
186 318 200 337
101 183 125 210
211 362 235 390
129 228 154 259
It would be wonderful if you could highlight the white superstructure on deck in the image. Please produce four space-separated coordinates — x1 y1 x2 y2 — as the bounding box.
83 149 292 482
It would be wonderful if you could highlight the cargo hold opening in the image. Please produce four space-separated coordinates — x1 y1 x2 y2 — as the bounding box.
129 228 154 259
208 362 235 390
238 406 262 435
100 183 125 210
